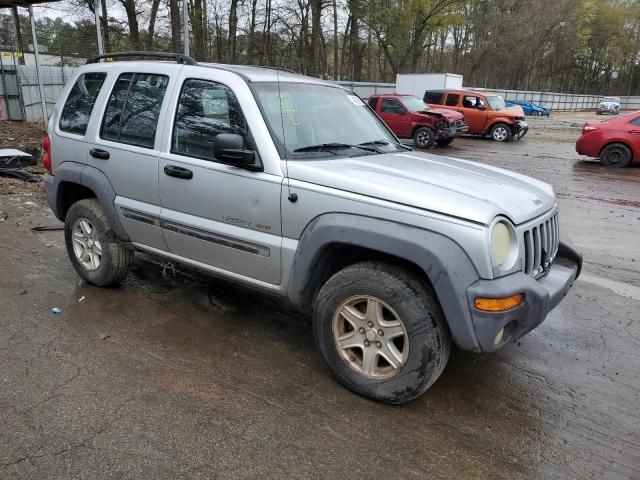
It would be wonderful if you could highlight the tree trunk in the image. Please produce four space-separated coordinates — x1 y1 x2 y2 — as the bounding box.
147 0 161 49
99 0 110 51
228 0 239 63
247 0 258 64
309 0 322 76
169 0 181 53
119 0 142 50
332 0 339 79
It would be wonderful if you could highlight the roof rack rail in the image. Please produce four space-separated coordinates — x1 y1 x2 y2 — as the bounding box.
249 65 296 74
86 51 198 66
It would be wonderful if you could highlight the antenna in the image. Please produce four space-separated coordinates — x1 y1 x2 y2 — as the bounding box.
276 70 296 203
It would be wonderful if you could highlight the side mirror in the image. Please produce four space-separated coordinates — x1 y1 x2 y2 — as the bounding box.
214 133 261 171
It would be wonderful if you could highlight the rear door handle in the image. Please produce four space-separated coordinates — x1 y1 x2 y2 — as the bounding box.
164 165 193 180
89 148 110 160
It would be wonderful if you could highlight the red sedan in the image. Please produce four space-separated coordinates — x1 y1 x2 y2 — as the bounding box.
576 111 640 167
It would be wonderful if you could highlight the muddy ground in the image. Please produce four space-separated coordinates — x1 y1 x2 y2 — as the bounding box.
1 120 639 479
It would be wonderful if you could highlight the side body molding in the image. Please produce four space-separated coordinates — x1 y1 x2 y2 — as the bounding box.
287 213 482 351
45 162 130 241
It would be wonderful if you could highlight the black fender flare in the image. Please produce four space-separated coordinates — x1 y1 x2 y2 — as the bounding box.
287 213 482 351
47 162 130 241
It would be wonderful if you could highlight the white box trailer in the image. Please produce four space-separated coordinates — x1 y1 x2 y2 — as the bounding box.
395 73 463 99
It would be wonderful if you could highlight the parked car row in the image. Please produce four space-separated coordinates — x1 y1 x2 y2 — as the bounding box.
368 89 530 147
367 88 637 169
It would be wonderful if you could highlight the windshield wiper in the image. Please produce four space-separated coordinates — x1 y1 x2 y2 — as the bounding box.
359 139 412 151
293 142 380 154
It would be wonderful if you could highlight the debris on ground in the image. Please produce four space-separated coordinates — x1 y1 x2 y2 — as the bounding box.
51 307 62 314
0 122 46 195
32 224 64 232
0 148 42 182
0 211 6 222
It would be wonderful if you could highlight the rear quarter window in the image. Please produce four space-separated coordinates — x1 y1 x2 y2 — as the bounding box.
630 117 640 127
368 97 379 110
446 94 460 106
59 72 107 135
424 91 444 105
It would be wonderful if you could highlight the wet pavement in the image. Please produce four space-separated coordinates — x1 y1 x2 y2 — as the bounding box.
1 135 639 479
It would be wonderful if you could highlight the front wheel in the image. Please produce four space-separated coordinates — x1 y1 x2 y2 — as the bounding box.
600 143 632 168
413 127 436 149
489 123 513 142
435 137 455 147
313 262 451 404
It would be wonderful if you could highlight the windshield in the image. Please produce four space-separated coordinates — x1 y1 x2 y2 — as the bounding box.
253 82 402 159
486 95 506 111
401 96 429 112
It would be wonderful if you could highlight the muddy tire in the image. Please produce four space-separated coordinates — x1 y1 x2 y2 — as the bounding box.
313 262 451 404
64 199 133 286
489 123 513 142
600 143 632 168
435 137 455 147
413 127 436 149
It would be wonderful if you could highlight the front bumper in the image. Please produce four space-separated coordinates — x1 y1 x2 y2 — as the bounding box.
514 120 529 140
465 239 582 352
437 122 468 138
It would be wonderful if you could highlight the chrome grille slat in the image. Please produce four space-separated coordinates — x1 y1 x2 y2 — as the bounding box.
521 210 559 278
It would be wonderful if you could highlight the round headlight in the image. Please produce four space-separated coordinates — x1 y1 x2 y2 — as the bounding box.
490 220 516 268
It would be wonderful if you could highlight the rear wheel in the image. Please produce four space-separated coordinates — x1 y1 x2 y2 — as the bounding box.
413 127 436 149
313 262 451 404
600 143 632 168
489 123 513 142
435 137 455 147
64 199 133 286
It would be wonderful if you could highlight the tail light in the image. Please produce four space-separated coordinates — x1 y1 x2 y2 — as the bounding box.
582 125 597 134
42 136 51 173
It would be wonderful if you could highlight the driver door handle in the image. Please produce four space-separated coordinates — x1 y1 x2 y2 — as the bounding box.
89 148 110 160
164 165 193 180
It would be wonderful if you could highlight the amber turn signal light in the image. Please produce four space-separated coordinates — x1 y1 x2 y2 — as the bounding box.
474 294 524 312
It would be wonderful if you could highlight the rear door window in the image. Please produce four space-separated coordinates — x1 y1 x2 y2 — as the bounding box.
446 94 460 106
630 117 640 127
59 72 106 135
172 79 248 162
424 91 443 104
100 72 169 148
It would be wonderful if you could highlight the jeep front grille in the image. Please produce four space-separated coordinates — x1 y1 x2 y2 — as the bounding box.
522 211 559 277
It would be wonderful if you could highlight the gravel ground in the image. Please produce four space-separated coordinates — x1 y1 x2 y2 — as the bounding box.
0 121 639 479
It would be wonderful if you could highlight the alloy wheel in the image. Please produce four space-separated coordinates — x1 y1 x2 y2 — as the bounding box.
332 295 409 379
71 218 103 271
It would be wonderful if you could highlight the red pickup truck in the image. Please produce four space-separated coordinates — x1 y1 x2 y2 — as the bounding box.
368 94 466 148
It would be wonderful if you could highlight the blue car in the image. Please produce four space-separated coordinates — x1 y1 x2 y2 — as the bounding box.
505 100 551 116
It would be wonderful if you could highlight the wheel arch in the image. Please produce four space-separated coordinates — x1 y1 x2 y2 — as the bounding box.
287 213 482 351
46 162 130 241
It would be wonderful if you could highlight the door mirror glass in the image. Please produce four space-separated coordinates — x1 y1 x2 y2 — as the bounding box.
214 133 260 170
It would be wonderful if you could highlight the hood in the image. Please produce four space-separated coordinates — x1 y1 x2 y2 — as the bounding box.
287 151 556 225
497 105 525 117
419 108 464 123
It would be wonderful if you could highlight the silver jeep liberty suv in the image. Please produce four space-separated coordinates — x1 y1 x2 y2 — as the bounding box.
43 52 582 404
